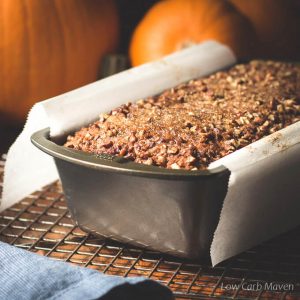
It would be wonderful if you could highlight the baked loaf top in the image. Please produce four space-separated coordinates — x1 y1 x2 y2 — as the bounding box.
65 61 300 170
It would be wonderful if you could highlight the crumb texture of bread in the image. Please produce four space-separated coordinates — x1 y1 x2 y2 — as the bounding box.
65 61 300 170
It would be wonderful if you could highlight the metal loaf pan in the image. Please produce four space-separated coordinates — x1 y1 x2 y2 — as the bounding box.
31 128 230 258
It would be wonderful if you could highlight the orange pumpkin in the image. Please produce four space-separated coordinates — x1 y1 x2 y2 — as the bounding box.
0 0 119 121
230 0 300 59
130 0 257 66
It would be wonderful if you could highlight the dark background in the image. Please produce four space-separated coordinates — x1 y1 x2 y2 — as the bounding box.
117 0 157 53
0 0 157 154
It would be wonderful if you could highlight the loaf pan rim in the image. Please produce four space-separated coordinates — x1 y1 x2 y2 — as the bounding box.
31 128 229 179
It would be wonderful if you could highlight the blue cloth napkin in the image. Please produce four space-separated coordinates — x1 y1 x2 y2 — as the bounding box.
0 242 173 300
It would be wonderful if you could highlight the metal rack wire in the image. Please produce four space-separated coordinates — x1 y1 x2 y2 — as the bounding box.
0 155 299 299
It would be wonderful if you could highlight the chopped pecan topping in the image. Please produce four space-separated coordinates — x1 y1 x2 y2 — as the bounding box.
65 61 300 170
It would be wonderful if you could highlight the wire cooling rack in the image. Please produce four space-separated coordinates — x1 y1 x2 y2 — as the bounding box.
0 155 299 300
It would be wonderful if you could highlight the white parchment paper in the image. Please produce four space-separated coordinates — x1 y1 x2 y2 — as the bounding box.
209 122 300 265
2 41 236 210
2 41 300 265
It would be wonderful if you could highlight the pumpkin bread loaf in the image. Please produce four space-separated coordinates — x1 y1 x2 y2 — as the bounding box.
65 61 300 170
